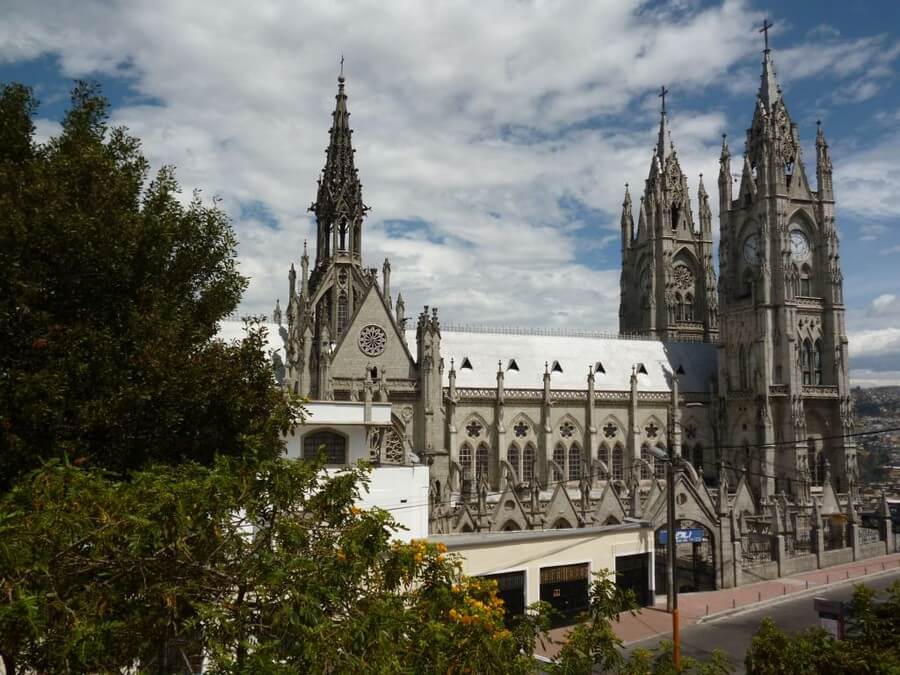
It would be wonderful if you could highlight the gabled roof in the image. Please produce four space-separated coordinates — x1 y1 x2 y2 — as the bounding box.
405 327 717 393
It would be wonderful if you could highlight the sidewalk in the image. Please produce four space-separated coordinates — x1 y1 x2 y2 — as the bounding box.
624 551 900 643
536 551 900 659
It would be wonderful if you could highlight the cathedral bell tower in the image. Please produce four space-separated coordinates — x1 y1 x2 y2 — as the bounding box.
716 22 854 502
285 67 374 398
620 86 718 342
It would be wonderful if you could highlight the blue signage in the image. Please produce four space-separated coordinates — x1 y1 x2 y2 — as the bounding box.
658 528 705 545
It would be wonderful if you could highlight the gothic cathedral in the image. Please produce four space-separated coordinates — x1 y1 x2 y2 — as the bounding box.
278 35 859 567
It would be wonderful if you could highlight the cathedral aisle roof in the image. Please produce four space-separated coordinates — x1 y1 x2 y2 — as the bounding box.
405 327 717 393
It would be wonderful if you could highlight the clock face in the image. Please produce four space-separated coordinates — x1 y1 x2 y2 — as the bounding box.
742 234 760 265
790 230 810 258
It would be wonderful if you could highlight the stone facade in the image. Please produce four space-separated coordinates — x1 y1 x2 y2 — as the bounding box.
619 92 718 343
279 40 864 589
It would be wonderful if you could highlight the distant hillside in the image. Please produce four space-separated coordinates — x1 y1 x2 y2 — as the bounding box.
853 386 900 418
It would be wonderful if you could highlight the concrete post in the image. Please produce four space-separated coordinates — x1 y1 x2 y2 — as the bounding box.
848 523 860 562
775 534 786 577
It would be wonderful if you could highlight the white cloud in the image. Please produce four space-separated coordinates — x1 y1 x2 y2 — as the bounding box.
2 0 899 374
859 223 889 241
849 369 900 388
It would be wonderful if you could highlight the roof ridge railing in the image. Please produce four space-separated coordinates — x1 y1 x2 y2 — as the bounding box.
439 323 715 343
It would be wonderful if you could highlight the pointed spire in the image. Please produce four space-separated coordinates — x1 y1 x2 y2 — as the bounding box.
656 84 672 163
310 65 369 267
300 241 309 296
395 292 405 327
697 173 707 198
620 183 634 246
758 20 781 109
720 134 730 164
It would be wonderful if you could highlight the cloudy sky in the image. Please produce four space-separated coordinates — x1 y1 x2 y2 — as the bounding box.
2 0 900 386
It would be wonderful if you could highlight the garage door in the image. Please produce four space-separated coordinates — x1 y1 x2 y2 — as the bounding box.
481 571 526 625
615 553 652 607
540 563 589 627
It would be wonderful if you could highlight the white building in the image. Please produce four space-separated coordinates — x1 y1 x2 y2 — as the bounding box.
282 400 430 542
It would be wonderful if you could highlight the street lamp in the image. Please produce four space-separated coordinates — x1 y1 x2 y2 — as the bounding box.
647 443 684 672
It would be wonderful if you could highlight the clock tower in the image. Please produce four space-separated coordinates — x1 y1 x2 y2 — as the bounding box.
716 26 855 503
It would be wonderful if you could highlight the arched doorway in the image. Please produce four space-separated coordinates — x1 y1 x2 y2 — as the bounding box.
654 519 716 595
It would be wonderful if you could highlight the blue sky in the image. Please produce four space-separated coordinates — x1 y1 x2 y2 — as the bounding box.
2 0 899 385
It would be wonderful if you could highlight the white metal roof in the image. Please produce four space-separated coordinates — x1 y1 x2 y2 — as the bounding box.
406 328 717 393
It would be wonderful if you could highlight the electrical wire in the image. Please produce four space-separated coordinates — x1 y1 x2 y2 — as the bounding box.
365 425 900 516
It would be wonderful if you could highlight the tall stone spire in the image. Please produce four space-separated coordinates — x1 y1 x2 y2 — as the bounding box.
310 65 369 268
758 19 780 110
656 85 672 163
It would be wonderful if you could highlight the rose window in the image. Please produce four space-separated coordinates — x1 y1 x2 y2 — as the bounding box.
560 421 575 438
673 265 694 290
357 324 387 356
603 423 617 439
514 421 529 438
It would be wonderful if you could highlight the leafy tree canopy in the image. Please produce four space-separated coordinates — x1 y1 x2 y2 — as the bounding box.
0 81 277 487
745 581 900 675
0 456 548 674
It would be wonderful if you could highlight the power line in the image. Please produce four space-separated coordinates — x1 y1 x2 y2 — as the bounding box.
367 425 900 516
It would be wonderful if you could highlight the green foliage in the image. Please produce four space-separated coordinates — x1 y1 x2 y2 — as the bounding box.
0 457 547 674
547 570 638 674
0 81 274 487
622 641 732 675
745 581 900 675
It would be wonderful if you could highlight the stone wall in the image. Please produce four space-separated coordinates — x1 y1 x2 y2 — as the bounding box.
780 552 818 576
859 540 888 560
821 547 853 568
740 560 779 583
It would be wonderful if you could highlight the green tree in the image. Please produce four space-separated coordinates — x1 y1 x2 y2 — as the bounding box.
0 455 547 674
0 81 276 487
745 581 900 675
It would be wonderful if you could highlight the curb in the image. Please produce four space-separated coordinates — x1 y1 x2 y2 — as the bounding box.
695 565 900 624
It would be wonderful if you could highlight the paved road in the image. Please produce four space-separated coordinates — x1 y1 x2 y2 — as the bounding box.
624 569 900 673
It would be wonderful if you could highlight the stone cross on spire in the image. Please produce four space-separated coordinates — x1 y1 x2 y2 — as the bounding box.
759 18 773 53
656 84 672 162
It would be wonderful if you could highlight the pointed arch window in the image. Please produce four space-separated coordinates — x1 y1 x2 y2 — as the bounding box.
692 443 704 476
742 269 754 298
654 444 667 479
553 443 566 482
640 445 652 480
801 339 813 385
814 339 823 385
568 444 582 481
522 444 535 483
675 292 684 322
459 444 473 473
685 293 694 321
612 445 624 481
475 444 489 480
807 438 821 486
338 218 348 251
800 264 811 297
337 291 349 334
598 444 610 473
508 445 520 480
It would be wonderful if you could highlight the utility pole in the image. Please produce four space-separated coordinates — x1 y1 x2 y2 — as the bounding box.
667 454 680 671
